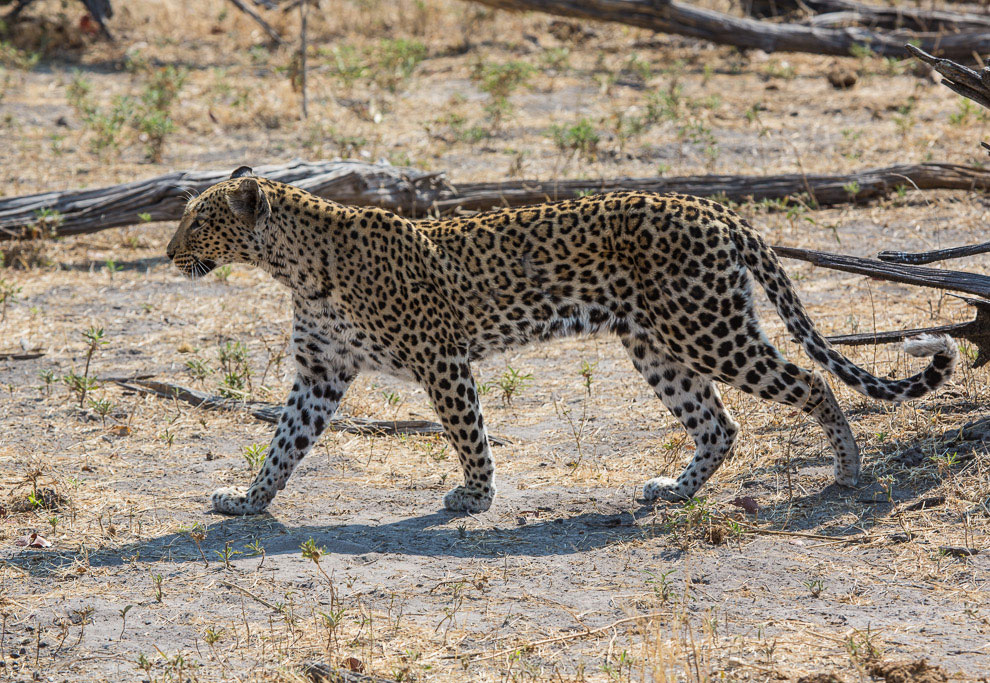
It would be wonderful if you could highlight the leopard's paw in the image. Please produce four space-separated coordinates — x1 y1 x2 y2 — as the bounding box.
443 485 494 513
642 477 692 502
211 486 268 516
833 463 860 488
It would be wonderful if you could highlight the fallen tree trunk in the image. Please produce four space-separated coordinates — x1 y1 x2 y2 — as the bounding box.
5 161 990 239
112 378 512 445
749 0 990 33
0 160 443 240
432 163 990 212
464 0 990 59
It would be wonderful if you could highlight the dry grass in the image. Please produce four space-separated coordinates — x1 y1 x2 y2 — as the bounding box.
1 0 989 681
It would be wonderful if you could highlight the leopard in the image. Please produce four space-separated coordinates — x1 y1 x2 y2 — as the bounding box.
166 166 958 516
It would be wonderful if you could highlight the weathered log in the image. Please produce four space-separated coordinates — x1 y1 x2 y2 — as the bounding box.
6 161 990 237
465 0 990 59
0 160 443 240
826 296 990 368
9 162 990 240
112 378 511 446
748 0 990 33
432 163 990 212
877 241 990 265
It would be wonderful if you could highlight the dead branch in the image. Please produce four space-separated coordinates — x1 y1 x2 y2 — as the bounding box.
0 160 443 240
465 0 990 59
907 44 990 110
877 241 990 265
226 0 286 45
8 161 990 240
0 350 45 361
433 163 990 212
772 246 990 299
302 661 401 683
750 0 990 33
112 378 511 446
826 296 990 368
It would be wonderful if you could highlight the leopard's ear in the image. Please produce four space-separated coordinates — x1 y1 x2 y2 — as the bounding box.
230 166 254 179
227 177 271 228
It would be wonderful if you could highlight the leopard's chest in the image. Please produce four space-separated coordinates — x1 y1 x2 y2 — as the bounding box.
293 300 416 380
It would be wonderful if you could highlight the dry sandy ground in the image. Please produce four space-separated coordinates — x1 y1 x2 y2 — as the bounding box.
1 0 989 681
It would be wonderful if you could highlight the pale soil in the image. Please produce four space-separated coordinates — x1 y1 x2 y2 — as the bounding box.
0 1 989 681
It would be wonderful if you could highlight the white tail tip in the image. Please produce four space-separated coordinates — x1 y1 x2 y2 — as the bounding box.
903 334 957 358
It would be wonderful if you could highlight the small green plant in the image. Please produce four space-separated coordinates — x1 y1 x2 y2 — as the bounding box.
645 85 682 124
579 360 597 395
62 326 107 408
548 118 600 162
88 397 114 427
324 44 368 89
540 46 570 73
804 579 825 598
213 265 233 282
152 573 163 602
185 357 212 380
38 368 56 396
849 44 874 60
118 604 133 640
374 38 427 93
104 258 123 277
623 53 652 83
159 428 175 449
843 181 861 199
62 372 97 407
0 277 21 321
244 539 266 562
243 443 268 472
136 652 153 676
845 626 881 664
217 341 251 398
472 60 534 128
203 626 224 646
644 568 677 604
496 366 533 405
0 41 40 70
86 96 134 158
215 541 242 570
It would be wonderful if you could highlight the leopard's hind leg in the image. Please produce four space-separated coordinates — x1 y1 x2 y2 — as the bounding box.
715 341 861 489
624 337 740 501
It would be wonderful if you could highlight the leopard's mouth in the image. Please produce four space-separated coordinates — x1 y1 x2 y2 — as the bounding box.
173 256 218 279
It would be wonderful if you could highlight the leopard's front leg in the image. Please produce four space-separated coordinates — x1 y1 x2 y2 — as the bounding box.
419 357 496 513
212 367 354 515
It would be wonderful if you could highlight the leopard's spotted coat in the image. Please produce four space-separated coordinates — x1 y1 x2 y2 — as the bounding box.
166 168 957 515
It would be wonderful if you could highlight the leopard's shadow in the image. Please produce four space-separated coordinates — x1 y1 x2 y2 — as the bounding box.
9 470 947 577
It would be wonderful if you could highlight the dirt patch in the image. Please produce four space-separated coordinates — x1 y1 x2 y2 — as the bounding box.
868 659 949 683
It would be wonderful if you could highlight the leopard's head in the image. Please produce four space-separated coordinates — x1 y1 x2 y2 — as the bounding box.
166 166 272 278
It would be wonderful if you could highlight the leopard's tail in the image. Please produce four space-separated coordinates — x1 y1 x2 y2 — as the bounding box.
733 225 957 403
